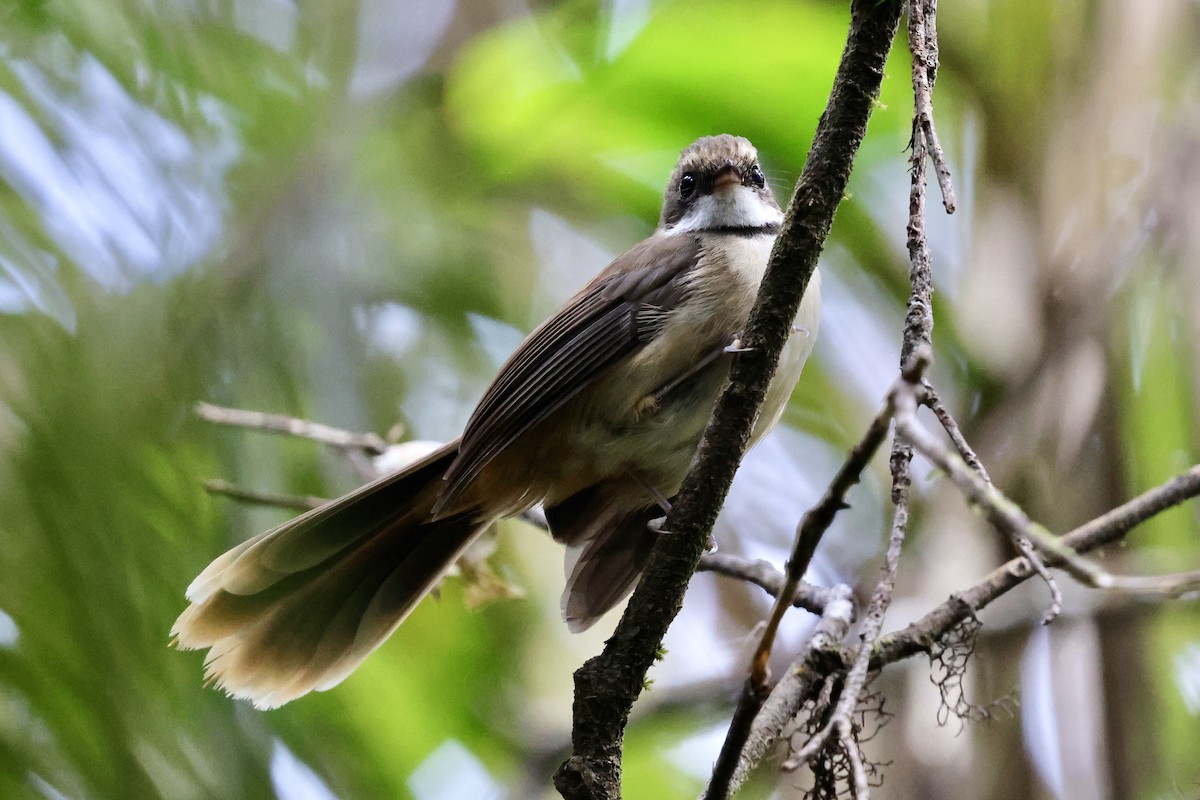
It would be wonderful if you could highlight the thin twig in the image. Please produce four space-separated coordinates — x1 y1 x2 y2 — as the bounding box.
706 392 894 799
697 553 833 615
909 0 955 213
705 679 773 800
778 2 952 786
918 387 1062 625
842 727 869 800
920 382 990 483
921 387 1061 618
910 16 1058 629
780 3 957 787
1101 570 1200 595
896 383 1072 619
894 388 1200 599
1011 532 1064 624
195 401 389 455
872 464 1200 668
202 479 325 511
784 376 921 774
702 586 855 799
901 0 939 363
781 2 954 788
750 399 895 689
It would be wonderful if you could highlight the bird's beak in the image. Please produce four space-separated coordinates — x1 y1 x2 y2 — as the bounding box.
713 160 741 191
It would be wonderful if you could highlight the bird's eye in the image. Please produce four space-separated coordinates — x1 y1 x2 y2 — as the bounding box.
679 172 696 199
749 164 766 188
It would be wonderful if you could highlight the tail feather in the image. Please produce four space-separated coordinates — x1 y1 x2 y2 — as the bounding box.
173 441 489 708
546 483 664 632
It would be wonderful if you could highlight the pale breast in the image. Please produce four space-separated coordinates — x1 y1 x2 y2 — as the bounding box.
751 267 822 447
525 234 819 503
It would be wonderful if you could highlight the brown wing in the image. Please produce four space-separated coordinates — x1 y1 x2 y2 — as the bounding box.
434 232 703 511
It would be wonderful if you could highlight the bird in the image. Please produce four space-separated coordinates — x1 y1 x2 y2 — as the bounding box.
172 134 822 709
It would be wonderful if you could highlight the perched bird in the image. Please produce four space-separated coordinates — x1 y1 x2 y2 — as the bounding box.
173 134 822 708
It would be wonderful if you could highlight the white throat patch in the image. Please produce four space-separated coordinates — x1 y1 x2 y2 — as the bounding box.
669 185 783 233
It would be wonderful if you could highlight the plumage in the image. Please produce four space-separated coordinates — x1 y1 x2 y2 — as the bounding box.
435 233 702 515
173 134 821 708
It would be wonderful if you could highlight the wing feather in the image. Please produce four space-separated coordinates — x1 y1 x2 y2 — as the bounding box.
436 233 702 509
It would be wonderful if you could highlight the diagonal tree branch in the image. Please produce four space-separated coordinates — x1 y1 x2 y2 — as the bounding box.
748 398 895 693
871 463 1200 667
195 401 389 454
920 381 990 482
553 2 905 797
705 386 896 800
893 391 1200 602
696 553 834 615
706 585 857 799
202 479 325 511
768 3 957 790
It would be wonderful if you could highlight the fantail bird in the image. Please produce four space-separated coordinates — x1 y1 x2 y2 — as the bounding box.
172 134 822 708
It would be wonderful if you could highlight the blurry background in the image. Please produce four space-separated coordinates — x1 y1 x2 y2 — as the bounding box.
1 1 1198 798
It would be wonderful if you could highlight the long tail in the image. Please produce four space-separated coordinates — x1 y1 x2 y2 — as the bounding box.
172 440 485 708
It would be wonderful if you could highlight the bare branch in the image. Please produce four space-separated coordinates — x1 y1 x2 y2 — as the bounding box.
762 357 929 788
895 382 1065 621
765 3 955 791
920 382 990 483
705 388 895 799
842 727 869 800
202 479 325 511
1092 568 1200 595
774 4 955 792
749 397 895 690
894 383 1200 605
696 553 833 615
872 463 1200 667
1010 530 1064 624
782 367 923 775
195 401 389 455
909 0 955 213
703 586 855 799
